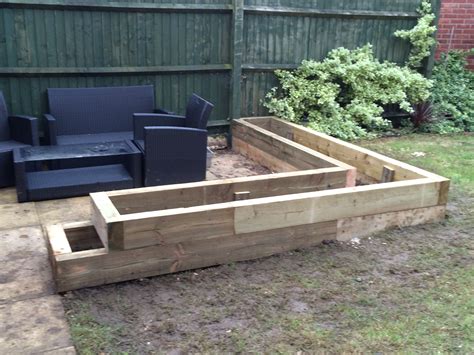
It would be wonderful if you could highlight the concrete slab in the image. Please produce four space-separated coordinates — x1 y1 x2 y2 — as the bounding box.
0 255 55 304
0 203 40 230
0 187 18 205
35 196 91 225
0 295 73 354
0 226 48 262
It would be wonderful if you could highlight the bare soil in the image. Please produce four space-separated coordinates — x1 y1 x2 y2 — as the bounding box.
207 135 272 179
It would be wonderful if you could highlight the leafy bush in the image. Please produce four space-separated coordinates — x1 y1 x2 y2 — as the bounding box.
264 45 432 140
394 1 437 69
428 50 474 133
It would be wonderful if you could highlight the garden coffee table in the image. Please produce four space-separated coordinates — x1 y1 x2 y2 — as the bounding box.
13 140 142 202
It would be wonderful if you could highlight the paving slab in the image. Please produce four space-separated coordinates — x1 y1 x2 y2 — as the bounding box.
0 255 55 304
0 226 48 262
0 202 40 230
35 196 92 225
0 187 18 205
0 295 73 354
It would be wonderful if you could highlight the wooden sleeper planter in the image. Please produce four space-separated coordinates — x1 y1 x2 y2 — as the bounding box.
46 117 449 292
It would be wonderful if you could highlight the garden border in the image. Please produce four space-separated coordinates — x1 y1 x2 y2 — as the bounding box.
46 117 449 292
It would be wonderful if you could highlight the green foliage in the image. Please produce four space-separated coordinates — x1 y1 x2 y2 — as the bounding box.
394 1 437 69
67 303 124 354
428 50 474 133
264 45 432 140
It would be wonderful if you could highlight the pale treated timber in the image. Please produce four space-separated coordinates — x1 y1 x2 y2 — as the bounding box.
94 169 350 250
233 178 443 234
46 225 72 256
90 192 121 250
336 205 446 241
244 117 448 185
50 221 336 292
104 167 350 215
234 191 251 201
97 178 443 251
232 136 298 172
47 116 451 292
381 165 396 183
232 118 354 171
232 118 357 186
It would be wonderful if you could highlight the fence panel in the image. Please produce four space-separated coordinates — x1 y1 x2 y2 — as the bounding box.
0 0 440 131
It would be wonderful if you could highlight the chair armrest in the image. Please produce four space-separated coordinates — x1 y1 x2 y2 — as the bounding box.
144 126 207 152
133 113 186 140
154 107 175 115
9 115 40 146
43 114 58 145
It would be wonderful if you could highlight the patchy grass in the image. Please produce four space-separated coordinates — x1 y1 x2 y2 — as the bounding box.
63 133 474 354
65 301 125 354
360 133 474 193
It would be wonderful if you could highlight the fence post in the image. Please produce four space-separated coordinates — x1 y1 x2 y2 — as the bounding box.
230 0 244 120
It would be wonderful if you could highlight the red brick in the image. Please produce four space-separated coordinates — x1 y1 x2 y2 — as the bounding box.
436 0 474 66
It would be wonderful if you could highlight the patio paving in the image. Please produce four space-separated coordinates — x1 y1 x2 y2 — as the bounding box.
0 192 76 354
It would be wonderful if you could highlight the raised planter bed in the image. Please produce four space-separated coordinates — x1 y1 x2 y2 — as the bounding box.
46 117 449 292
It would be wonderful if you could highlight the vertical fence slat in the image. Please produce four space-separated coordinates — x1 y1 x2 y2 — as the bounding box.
230 0 243 120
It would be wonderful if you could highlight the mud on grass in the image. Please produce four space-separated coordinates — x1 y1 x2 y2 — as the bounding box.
63 134 474 353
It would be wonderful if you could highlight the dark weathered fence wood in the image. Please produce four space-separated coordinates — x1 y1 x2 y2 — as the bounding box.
231 0 244 120
0 0 439 130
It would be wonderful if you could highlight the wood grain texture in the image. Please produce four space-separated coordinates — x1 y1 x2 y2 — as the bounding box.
232 118 356 172
256 117 449 184
106 167 349 214
90 192 120 250
381 165 395 183
46 225 72 256
232 136 298 172
107 166 348 250
336 205 446 241
234 179 442 234
51 220 336 292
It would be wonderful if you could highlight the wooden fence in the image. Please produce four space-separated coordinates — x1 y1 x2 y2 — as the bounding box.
0 0 440 130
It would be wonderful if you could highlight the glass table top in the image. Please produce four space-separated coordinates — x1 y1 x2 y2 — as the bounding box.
19 141 135 162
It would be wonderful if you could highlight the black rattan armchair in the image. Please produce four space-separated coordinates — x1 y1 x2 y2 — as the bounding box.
141 126 208 186
0 92 39 187
133 93 214 143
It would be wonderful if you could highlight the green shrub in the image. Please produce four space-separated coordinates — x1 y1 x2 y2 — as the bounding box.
394 1 437 69
264 45 432 140
427 50 474 133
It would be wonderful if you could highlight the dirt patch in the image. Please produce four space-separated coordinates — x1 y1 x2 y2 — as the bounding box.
209 149 272 179
207 135 272 179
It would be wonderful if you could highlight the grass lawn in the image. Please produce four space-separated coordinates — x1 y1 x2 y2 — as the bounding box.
64 133 474 354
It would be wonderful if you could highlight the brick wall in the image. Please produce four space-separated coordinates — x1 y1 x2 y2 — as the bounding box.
436 0 474 68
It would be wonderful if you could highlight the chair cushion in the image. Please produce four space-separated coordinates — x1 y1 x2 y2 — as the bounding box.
0 140 29 152
56 131 133 145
